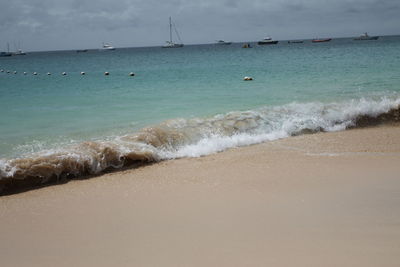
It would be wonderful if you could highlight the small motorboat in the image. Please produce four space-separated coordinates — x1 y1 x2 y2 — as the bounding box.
312 38 332 43
258 37 279 45
101 43 116 50
215 40 232 45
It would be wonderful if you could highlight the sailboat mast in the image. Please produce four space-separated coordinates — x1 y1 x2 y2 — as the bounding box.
169 17 172 43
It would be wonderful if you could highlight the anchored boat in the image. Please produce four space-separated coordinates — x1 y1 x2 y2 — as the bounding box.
0 52 12 57
13 49 26 55
258 37 279 45
312 38 332 43
0 43 12 57
354 32 379 41
101 43 115 50
162 17 184 48
215 40 232 45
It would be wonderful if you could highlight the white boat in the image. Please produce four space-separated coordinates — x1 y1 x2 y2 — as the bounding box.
13 49 26 56
162 17 184 48
12 42 27 55
215 40 232 45
258 37 279 45
101 43 116 50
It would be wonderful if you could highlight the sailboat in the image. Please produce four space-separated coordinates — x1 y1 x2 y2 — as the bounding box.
13 49 26 55
0 43 12 57
12 42 26 55
162 17 184 48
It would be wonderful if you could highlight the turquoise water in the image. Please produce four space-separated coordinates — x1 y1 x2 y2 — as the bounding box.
1 36 400 183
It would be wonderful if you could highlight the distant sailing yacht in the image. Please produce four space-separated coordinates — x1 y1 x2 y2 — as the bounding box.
0 43 12 57
13 42 26 55
162 17 184 48
13 49 26 56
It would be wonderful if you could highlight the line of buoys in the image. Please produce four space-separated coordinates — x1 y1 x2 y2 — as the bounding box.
1 70 137 77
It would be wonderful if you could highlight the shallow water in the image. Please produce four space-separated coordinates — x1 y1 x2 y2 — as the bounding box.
1 36 400 188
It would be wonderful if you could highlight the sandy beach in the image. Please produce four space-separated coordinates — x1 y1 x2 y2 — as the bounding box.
1 125 400 267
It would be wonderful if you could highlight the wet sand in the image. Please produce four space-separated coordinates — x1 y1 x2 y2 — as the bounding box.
1 125 400 267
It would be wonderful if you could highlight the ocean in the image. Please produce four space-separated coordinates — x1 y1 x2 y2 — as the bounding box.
1 36 400 191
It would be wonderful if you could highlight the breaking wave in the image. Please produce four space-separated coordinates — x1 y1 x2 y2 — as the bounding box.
1 96 400 194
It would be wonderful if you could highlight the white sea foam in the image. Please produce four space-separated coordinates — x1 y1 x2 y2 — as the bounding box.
159 96 400 158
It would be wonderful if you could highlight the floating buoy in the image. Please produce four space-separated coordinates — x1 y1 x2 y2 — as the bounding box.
47 72 51 75
129 72 135 76
104 72 109 76
33 72 38 75
243 76 253 81
81 72 85 75
13 71 17 74
6 70 10 73
23 72 27 75
0 69 4 72
62 72 67 76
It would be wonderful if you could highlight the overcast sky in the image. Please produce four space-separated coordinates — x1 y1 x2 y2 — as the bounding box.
1 0 399 51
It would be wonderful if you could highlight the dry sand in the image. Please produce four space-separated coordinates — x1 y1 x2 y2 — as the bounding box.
1 125 400 267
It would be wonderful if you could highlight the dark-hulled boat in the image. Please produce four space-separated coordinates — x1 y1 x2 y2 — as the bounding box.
258 37 279 45
0 52 12 57
354 33 379 41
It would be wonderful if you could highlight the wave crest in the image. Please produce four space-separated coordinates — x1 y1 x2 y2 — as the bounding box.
1 96 400 194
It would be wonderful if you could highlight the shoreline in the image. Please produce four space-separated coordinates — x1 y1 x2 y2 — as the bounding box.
1 125 400 266
1 100 400 195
